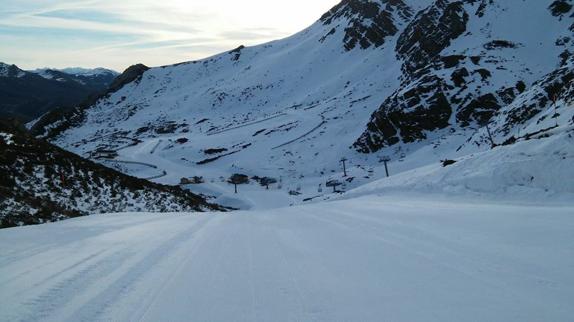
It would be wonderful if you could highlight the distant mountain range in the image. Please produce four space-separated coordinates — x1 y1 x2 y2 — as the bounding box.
0 63 118 121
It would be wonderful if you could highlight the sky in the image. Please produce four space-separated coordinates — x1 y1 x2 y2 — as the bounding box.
0 0 339 72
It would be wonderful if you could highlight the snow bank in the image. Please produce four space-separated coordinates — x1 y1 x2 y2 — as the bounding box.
345 131 574 204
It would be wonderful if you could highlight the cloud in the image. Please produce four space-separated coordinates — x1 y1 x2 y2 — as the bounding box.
218 28 290 42
0 0 338 70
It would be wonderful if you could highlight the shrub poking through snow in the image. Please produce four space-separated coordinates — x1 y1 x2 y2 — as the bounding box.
326 179 343 192
259 177 278 189
441 159 457 167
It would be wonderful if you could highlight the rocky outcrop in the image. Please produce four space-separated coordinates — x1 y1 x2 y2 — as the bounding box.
549 0 573 17
456 93 500 126
353 0 572 153
498 63 574 135
354 0 475 152
397 0 469 74
320 0 413 50
354 75 452 152
107 64 150 93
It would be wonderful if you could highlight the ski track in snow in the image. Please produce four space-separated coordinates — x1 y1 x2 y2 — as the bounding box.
1 196 573 322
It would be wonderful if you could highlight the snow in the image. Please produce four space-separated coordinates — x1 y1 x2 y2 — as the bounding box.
59 67 119 77
343 130 574 204
0 64 11 77
0 195 573 322
30 69 56 80
0 132 14 145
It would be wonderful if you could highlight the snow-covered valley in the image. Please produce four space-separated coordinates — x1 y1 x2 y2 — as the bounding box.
1 195 573 322
32 0 573 210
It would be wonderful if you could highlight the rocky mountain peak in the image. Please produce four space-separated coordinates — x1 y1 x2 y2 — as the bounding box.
107 64 149 93
0 63 26 78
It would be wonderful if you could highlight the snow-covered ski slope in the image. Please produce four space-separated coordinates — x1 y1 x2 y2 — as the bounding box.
47 0 573 209
1 195 573 322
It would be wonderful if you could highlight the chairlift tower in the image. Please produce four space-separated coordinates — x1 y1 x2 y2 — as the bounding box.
380 156 391 177
340 157 348 177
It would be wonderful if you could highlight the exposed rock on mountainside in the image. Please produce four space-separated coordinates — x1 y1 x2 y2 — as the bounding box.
354 75 452 151
320 0 413 50
0 121 221 228
354 0 574 152
491 58 574 137
397 0 469 74
107 64 150 93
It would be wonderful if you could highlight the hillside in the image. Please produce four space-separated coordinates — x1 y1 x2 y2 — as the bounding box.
0 121 221 228
35 0 574 208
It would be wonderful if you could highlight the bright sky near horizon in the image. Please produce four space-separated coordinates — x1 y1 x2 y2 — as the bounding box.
0 0 339 72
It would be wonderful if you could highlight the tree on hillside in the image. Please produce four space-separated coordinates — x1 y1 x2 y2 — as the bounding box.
259 177 278 190
228 174 249 194
326 179 342 193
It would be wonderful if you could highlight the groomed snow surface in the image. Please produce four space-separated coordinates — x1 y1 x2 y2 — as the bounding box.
1 195 573 322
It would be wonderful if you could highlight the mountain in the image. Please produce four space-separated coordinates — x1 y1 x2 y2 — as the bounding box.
353 0 574 152
0 63 118 122
32 67 119 92
0 120 221 228
35 0 574 208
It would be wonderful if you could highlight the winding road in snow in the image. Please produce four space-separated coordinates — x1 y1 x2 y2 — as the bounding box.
1 196 573 322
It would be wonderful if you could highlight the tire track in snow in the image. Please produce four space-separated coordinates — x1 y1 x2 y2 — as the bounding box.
1 248 110 293
17 249 133 322
64 215 215 322
206 113 287 136
134 215 226 322
272 116 326 150
149 140 163 154
101 159 167 180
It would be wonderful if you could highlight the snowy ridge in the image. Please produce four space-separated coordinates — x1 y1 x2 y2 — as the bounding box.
0 62 26 78
59 67 119 77
32 67 119 80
